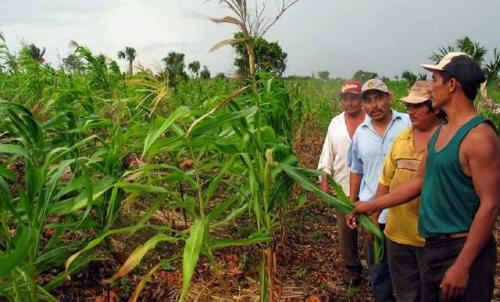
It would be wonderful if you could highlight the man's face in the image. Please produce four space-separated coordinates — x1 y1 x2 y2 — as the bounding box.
362 90 392 121
405 101 439 130
430 71 451 109
340 93 362 115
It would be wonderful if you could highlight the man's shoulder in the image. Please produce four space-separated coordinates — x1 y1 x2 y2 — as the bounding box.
395 127 413 140
331 112 345 122
463 122 498 151
352 120 369 138
327 112 345 128
393 111 410 122
391 111 411 130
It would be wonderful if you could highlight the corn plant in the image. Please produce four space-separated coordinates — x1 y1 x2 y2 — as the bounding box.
0 101 103 301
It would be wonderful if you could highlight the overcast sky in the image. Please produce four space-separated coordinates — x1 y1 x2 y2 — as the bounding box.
1 0 498 78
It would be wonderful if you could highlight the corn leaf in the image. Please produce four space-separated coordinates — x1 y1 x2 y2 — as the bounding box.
0 144 29 158
129 263 161 302
180 219 205 301
105 233 177 282
50 177 115 215
0 225 35 277
64 225 143 279
143 106 190 157
116 182 168 194
280 163 353 214
189 106 258 137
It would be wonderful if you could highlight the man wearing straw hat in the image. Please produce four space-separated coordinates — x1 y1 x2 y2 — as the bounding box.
349 53 499 301
374 81 444 301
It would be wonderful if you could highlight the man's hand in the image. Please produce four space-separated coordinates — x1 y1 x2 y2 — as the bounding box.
355 200 376 215
440 263 469 300
346 212 358 230
320 176 331 194
346 201 372 230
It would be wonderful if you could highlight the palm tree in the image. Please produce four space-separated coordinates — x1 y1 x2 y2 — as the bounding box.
162 52 187 87
200 65 211 79
117 46 137 76
62 53 83 74
429 36 486 64
401 70 417 86
429 36 499 111
188 60 201 78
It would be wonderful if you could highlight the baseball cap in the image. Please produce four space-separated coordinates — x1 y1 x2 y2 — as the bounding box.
361 79 389 99
420 52 485 85
341 80 362 95
401 80 432 104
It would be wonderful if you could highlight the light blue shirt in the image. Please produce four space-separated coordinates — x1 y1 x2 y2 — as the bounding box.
348 110 411 223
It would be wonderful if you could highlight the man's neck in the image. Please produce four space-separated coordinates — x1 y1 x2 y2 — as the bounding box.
414 120 442 135
345 110 365 120
443 96 478 127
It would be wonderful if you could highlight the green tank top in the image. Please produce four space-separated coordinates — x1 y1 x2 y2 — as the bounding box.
419 115 487 238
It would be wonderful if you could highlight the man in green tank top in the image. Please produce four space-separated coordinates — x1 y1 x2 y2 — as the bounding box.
347 52 499 301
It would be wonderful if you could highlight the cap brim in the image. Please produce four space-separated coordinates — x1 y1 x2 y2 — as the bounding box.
341 91 361 95
401 96 430 104
420 64 444 72
361 88 388 98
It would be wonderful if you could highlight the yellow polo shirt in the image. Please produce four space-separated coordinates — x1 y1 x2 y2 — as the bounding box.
380 128 425 247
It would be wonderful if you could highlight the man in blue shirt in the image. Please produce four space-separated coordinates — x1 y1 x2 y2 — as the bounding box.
348 79 411 302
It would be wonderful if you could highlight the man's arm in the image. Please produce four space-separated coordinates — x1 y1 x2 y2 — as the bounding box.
345 172 363 229
318 121 336 194
320 175 331 194
440 125 500 299
349 172 362 203
354 152 428 214
370 183 390 221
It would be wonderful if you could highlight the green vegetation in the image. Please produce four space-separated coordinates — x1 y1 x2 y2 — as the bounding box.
0 9 498 302
232 32 288 77
0 31 383 302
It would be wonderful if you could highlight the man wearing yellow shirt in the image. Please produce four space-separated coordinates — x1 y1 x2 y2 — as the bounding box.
376 81 444 301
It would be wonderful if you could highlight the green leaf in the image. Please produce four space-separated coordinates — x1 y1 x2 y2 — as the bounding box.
204 156 234 204
207 194 242 223
281 164 384 243
260 126 277 145
65 225 144 279
189 106 258 137
0 225 35 277
329 175 350 202
45 254 96 290
212 203 249 228
180 219 205 301
0 164 16 180
280 164 353 214
0 144 29 158
143 106 190 157
116 182 168 194
136 194 168 226
50 177 115 215
106 233 177 282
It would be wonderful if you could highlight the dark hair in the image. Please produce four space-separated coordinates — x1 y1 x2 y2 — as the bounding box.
441 71 481 101
422 100 447 120
440 55 485 101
